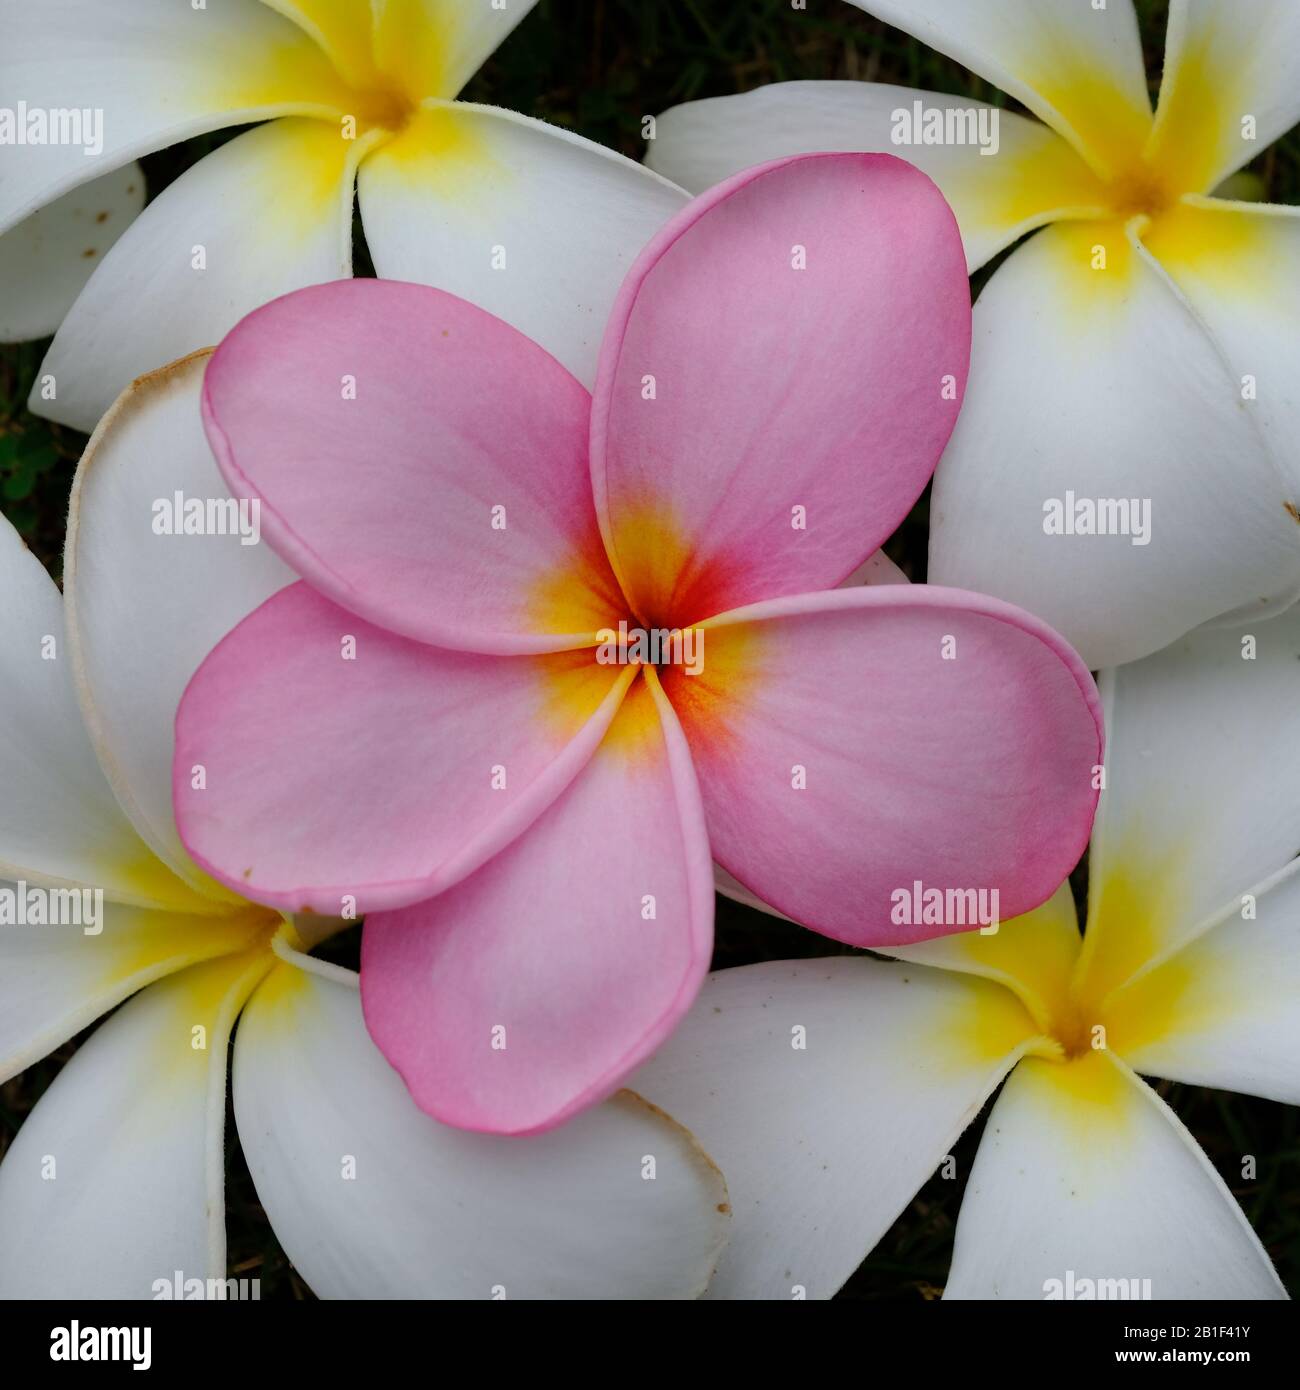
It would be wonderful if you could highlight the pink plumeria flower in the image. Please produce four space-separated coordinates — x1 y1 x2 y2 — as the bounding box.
636 609 1300 1300
648 0 1300 669
0 357 729 1300
1 0 686 431
173 152 1103 1137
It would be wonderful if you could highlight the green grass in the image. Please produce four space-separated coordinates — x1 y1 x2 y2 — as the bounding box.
3 0 1298 1300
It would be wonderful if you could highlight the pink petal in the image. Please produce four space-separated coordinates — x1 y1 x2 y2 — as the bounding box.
202 279 625 655
361 671 715 1136
590 152 970 629
665 586 1102 947
174 582 632 914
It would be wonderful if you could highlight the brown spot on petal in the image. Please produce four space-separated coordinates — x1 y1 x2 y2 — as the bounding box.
1285 501 1300 524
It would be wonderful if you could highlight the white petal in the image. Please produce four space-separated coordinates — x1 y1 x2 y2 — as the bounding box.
0 0 351 236
0 512 200 911
631 957 1040 1299
0 894 268 1082
0 164 144 343
259 1 384 89
358 101 688 388
945 1051 1285 1299
1149 0 1300 191
928 218 1300 668
64 352 295 898
844 0 1152 176
371 0 541 100
233 961 730 1299
1108 858 1300 1106
34 118 366 432
1143 198 1300 531
0 951 272 1299
1079 604 1300 1003
648 81 1107 271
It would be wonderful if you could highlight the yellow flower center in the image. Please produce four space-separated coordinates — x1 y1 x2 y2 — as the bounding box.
347 85 419 135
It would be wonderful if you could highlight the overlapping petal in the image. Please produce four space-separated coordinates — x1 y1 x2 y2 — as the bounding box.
201 279 626 653
37 120 367 433
944 1051 1285 1299
361 671 714 1135
175 582 634 915
358 103 688 389
0 950 272 1299
0 512 201 911
370 0 541 102
0 0 351 236
0 899 267 1083
0 164 144 344
65 352 294 900
665 586 1101 946
633 957 1041 1299
1105 859 1300 1106
1076 606 1300 1016
1142 198 1300 516
928 219 1300 669
235 959 729 1297
592 153 969 627
1148 0 1300 193
845 0 1152 177
646 81 1109 272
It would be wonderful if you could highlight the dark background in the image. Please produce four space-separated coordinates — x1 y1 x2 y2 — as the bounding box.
2 0 1296 1300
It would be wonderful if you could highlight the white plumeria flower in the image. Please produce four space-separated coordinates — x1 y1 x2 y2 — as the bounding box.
634 606 1300 1299
646 0 1300 669
0 0 687 432
0 353 729 1300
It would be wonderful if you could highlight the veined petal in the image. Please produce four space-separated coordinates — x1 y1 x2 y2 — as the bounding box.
361 669 715 1136
0 512 202 912
632 957 1041 1299
667 586 1101 948
845 0 1152 178
593 153 969 628
928 218 1300 669
35 119 367 433
1105 859 1300 1106
235 961 729 1298
1076 606 1300 1008
357 101 687 390
0 164 143 343
371 0 541 101
0 0 353 236
65 352 294 903
0 949 273 1299
203 279 626 653
1142 197 1300 522
175 583 635 915
945 1051 1285 1299
647 81 1109 272
0 896 268 1083
1148 0 1300 193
